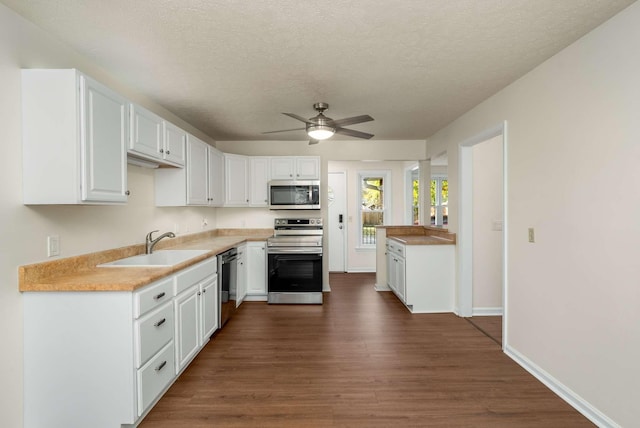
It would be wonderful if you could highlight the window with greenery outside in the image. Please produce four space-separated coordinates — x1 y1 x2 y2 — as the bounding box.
361 177 384 244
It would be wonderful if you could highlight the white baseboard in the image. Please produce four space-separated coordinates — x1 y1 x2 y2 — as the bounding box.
346 268 376 273
472 307 503 316
243 295 267 302
505 345 620 428
374 282 391 291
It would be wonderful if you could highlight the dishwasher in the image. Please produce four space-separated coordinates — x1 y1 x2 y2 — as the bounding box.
218 247 238 328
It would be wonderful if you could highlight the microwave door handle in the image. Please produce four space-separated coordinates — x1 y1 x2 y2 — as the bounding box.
308 187 312 201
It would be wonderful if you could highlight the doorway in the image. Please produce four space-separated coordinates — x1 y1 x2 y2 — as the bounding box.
458 122 507 349
328 171 347 272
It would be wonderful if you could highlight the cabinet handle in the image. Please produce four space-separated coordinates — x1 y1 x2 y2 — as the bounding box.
155 361 167 372
159 148 164 153
154 292 166 300
166 150 170 155
202 289 206 293
125 190 131 196
197 291 201 296
154 318 166 327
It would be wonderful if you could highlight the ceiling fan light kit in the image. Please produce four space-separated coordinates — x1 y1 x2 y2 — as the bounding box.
264 102 374 143
306 124 335 140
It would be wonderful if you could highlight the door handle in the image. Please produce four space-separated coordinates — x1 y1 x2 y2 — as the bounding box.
338 214 343 223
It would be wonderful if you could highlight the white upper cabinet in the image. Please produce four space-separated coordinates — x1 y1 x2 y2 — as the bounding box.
270 156 320 180
129 104 185 167
162 121 186 166
22 69 129 204
224 154 249 206
186 136 209 205
154 135 223 207
207 146 224 206
249 157 270 206
129 104 162 159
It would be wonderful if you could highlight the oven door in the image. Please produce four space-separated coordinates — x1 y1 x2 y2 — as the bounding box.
268 251 323 293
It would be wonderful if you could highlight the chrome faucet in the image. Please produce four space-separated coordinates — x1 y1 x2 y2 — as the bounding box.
145 230 176 254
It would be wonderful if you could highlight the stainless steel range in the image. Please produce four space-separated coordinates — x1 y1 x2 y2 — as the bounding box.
267 218 323 304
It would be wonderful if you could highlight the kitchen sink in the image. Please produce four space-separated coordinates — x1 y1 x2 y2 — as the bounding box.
98 249 210 268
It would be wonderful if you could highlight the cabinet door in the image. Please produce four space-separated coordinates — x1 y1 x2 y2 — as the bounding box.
249 157 270 206
246 242 267 295
200 275 218 343
386 251 396 292
80 75 128 203
395 257 406 303
224 154 249 206
175 286 200 373
207 147 224 206
295 157 320 180
237 245 247 306
270 157 295 180
186 136 209 205
163 122 186 166
129 104 162 159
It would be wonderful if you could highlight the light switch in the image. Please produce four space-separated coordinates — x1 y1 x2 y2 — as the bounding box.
528 228 535 243
47 235 60 257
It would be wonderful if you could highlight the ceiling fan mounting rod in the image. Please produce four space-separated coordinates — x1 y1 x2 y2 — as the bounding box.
313 102 329 113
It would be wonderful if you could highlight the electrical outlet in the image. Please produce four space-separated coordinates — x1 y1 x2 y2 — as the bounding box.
528 228 535 243
202 218 208 228
47 235 60 257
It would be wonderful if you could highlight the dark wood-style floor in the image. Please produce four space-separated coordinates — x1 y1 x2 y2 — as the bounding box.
467 315 503 346
141 273 592 427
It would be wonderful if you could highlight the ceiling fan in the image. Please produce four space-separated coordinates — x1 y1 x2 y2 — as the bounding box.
263 102 374 145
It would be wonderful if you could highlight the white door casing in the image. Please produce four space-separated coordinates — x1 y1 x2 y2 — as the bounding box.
328 171 347 272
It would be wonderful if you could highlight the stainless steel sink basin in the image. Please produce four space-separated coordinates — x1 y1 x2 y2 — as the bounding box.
98 249 210 267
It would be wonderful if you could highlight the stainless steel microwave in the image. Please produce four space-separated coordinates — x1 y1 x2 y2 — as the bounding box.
268 180 320 210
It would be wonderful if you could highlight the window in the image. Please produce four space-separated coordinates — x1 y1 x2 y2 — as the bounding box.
358 171 390 246
412 169 419 225
431 176 448 226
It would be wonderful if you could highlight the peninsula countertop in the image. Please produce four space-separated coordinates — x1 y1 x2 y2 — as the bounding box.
19 229 273 292
377 225 456 245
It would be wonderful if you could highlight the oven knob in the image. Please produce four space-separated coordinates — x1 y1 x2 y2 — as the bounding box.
310 219 315 224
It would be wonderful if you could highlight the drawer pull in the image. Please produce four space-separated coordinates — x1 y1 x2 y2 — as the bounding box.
154 292 166 300
154 318 166 327
155 360 167 372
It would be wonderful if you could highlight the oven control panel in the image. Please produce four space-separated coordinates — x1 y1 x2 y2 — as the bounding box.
274 218 323 226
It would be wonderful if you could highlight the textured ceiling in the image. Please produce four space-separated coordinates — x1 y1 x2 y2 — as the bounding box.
2 0 635 141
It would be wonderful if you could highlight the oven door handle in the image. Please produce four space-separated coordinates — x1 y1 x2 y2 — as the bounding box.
268 248 323 255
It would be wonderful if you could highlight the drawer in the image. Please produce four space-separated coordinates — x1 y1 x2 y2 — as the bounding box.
135 302 174 368
137 341 175 417
175 257 216 295
387 240 405 257
134 277 174 318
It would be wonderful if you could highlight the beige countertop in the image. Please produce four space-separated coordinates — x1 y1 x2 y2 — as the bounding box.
388 235 455 245
19 229 273 292
378 224 456 246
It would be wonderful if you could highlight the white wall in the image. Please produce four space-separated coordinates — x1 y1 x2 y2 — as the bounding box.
472 136 503 313
0 6 218 426
426 3 639 425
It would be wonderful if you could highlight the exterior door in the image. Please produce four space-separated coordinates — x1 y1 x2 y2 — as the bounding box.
328 171 347 272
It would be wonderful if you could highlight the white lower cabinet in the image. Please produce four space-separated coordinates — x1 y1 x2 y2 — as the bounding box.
245 241 267 300
386 238 454 313
23 256 217 428
237 244 247 306
175 284 201 372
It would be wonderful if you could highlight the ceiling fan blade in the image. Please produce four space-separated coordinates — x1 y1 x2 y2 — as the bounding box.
282 112 314 124
327 115 374 128
308 139 320 145
262 127 306 135
335 127 374 139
